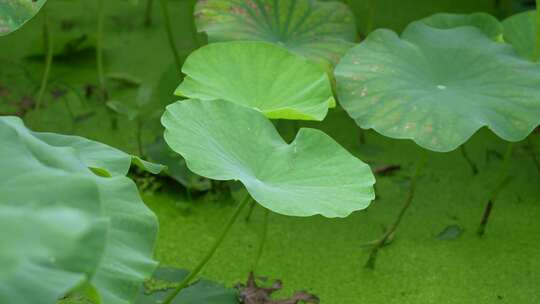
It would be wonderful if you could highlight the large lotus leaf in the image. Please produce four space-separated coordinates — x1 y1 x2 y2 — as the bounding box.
0 118 108 304
194 0 356 65
0 117 159 304
503 10 538 61
176 41 334 121
335 22 540 152
0 0 47 36
420 12 503 40
162 99 375 218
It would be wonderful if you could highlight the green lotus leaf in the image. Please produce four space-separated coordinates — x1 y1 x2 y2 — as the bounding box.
335 22 540 152
162 99 375 218
0 0 47 36
0 117 159 304
420 12 503 40
503 10 538 61
194 0 356 65
176 41 334 121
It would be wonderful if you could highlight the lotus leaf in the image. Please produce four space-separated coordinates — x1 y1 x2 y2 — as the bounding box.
162 99 375 218
176 41 334 121
0 117 159 304
335 22 540 152
194 0 356 65
0 0 47 36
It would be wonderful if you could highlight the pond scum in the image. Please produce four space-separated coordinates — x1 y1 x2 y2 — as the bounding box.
1 0 539 303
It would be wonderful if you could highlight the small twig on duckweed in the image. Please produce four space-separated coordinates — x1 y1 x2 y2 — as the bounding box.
36 8 53 110
162 196 252 304
460 144 478 175
365 151 427 269
477 143 514 236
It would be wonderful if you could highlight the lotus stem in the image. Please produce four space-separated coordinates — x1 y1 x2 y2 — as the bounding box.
477 143 514 236
460 144 478 175
96 0 107 100
504 0 513 16
136 119 144 156
534 0 540 62
186 188 193 202
159 0 182 74
365 150 427 269
245 199 256 222
144 0 154 27
365 0 376 37
359 129 366 145
252 208 270 272
36 9 53 110
162 196 252 304
527 136 540 173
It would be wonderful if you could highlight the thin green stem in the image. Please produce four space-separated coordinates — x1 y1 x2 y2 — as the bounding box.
477 143 514 236
365 150 428 269
245 199 256 222
96 0 106 100
252 208 270 272
63 96 75 128
365 0 376 36
144 0 154 27
162 196 252 304
186 188 193 202
359 129 366 145
136 119 144 156
504 0 513 16
159 0 182 74
534 0 540 62
460 144 478 175
527 136 540 173
36 9 53 110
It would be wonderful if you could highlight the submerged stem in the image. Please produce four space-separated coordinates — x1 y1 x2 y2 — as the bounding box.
245 199 257 222
365 150 428 269
159 0 182 74
477 143 514 236
252 208 270 272
162 196 252 304
365 0 376 36
460 144 478 175
36 9 53 110
534 0 540 61
527 136 540 173
136 119 144 157
96 0 106 100
144 0 154 27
